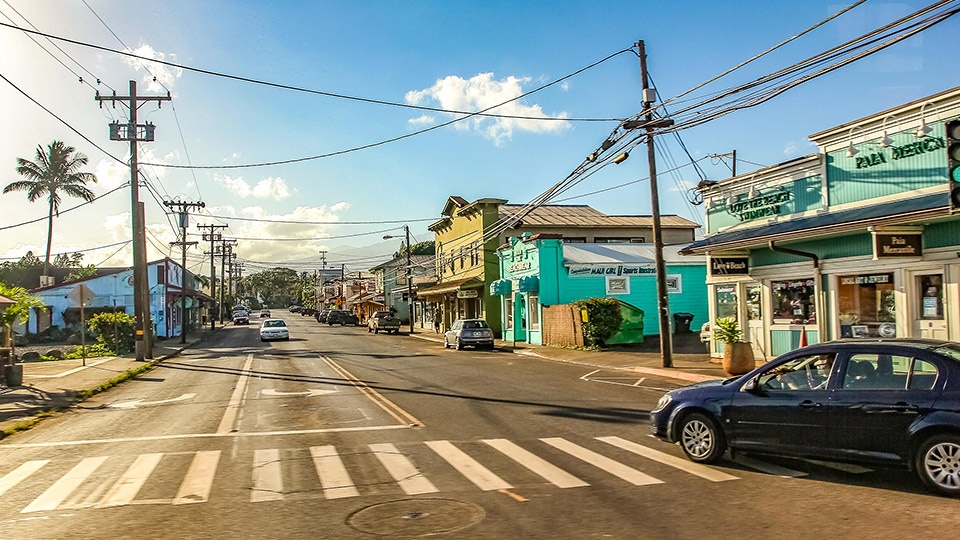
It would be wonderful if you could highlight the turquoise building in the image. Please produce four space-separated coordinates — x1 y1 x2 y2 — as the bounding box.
492 234 708 345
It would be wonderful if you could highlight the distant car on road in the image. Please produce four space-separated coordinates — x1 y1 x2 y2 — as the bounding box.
260 309 271 318
326 309 359 326
368 310 401 334
316 309 331 323
289 305 302 313
650 338 960 497
232 310 249 325
259 319 289 341
444 319 494 350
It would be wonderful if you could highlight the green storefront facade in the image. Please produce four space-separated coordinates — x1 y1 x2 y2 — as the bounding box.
684 86 960 362
493 234 708 345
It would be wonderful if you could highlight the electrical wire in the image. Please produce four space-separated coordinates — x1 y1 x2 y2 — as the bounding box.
0 183 129 231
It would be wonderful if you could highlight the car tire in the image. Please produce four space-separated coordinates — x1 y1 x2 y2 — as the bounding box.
915 433 960 497
677 412 726 464
374 328 379 334
443 338 449 348
456 338 464 351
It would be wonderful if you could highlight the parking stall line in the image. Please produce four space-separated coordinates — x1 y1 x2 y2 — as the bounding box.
596 436 739 482
98 453 164 508
0 460 49 498
173 450 221 505
310 445 360 499
369 443 439 495
22 456 109 513
483 439 589 489
424 440 512 491
251 449 284 503
540 438 663 486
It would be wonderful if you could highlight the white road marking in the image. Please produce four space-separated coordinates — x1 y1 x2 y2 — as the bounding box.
733 455 808 478
108 393 197 409
425 440 512 491
260 388 338 397
251 449 284 502
310 445 359 499
24 358 114 379
596 436 738 482
0 460 49 497
98 453 164 507
540 438 663 486
369 443 438 495
217 354 254 434
483 438 588 489
173 450 220 505
22 456 108 513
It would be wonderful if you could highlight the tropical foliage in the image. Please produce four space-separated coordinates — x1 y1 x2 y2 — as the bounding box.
3 140 98 277
713 317 744 343
573 297 623 347
0 282 44 347
87 311 136 354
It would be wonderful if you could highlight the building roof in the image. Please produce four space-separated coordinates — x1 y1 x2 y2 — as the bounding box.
499 204 699 229
562 243 704 265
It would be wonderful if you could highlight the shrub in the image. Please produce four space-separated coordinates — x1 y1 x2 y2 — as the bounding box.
63 343 113 359
713 317 743 343
573 298 623 347
87 312 136 354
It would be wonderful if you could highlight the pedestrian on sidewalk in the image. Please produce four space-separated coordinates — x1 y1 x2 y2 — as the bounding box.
433 317 441 334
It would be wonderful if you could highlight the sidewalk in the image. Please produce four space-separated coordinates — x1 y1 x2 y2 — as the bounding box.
0 328 217 438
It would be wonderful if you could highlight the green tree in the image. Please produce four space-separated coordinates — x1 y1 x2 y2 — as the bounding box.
393 240 435 259
4 141 98 277
0 282 44 348
573 297 623 348
87 311 136 354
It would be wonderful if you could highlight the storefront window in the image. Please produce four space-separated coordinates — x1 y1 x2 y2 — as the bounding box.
772 278 816 324
528 294 540 330
746 285 762 321
504 297 514 330
715 285 738 320
838 273 896 338
919 274 944 320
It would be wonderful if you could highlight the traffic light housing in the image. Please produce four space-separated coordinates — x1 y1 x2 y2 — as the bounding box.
948 119 960 213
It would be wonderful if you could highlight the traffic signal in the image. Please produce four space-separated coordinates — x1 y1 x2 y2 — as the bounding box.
948 119 960 213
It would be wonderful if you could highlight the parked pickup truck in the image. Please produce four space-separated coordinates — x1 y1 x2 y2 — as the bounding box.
367 311 401 334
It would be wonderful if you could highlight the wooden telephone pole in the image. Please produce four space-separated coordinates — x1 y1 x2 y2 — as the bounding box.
165 200 204 344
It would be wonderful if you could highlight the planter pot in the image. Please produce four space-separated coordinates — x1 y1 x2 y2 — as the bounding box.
722 342 755 375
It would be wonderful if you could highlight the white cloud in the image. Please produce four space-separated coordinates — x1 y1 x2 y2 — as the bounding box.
123 44 183 92
408 114 435 126
405 72 570 145
214 175 296 200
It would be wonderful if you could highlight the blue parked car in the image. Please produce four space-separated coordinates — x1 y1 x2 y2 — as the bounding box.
650 338 960 497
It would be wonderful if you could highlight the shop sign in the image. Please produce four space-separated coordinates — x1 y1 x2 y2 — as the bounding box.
456 290 479 299
840 274 891 285
710 257 749 275
854 137 946 169
509 261 532 273
873 233 922 258
568 264 655 277
727 190 791 222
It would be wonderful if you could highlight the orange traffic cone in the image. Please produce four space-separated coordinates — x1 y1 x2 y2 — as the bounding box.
799 326 808 347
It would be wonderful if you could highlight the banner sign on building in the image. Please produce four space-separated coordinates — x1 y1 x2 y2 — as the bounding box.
873 232 922 258
568 264 655 277
710 257 749 275
456 290 479 299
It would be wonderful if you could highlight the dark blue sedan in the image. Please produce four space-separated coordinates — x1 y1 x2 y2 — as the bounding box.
650 338 960 497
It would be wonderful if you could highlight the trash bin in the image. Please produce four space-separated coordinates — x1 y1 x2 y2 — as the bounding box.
673 312 695 334
3 364 22 387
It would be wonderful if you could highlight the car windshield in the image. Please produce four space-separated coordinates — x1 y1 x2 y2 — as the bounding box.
263 320 286 328
462 320 488 329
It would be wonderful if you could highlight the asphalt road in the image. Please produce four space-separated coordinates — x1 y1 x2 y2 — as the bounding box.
0 314 955 539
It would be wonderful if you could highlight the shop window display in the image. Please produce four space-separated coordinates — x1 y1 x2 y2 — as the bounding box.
715 285 738 321
772 279 816 324
837 273 896 338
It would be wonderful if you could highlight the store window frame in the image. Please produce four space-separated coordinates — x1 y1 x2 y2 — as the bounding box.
771 278 817 325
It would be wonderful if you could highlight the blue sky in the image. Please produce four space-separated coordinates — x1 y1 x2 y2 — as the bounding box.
0 0 957 277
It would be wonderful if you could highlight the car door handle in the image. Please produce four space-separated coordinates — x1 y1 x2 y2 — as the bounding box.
799 400 822 409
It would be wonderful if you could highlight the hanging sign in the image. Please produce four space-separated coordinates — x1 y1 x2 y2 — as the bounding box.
873 232 922 258
710 257 749 275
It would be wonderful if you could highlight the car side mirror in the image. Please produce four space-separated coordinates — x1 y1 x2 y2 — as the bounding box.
742 376 763 394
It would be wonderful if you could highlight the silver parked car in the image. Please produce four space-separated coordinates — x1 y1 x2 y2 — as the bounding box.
444 318 495 350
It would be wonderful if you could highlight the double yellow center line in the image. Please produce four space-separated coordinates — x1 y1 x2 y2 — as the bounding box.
320 355 424 428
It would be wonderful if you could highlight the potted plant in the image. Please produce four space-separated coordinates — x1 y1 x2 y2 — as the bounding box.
713 317 755 375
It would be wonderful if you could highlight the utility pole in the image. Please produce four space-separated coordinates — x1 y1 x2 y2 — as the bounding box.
199 224 227 330
96 80 170 361
637 40 674 369
165 200 204 344
317 250 327 310
405 225 413 334
219 239 235 323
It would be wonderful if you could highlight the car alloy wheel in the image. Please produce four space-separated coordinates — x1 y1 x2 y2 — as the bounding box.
678 413 726 464
917 434 960 497
456 338 464 350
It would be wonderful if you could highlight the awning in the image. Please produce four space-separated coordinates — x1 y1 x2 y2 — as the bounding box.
490 279 512 296
518 276 539 292
416 277 484 298
681 193 948 255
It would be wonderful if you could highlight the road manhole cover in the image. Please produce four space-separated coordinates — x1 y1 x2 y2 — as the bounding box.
347 498 484 537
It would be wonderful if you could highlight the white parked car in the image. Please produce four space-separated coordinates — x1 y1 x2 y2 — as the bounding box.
259 319 289 341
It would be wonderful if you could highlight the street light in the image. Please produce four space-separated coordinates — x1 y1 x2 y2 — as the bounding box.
383 225 414 334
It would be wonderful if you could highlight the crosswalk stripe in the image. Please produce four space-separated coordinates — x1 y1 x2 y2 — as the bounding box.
22 456 108 513
369 443 438 495
98 453 164 507
733 455 808 478
596 436 739 482
425 440 512 491
173 450 221 505
310 445 359 499
0 460 49 498
251 449 284 502
483 439 589 489
540 438 663 486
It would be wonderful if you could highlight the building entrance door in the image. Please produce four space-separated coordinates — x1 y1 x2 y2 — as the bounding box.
745 283 767 362
911 271 947 339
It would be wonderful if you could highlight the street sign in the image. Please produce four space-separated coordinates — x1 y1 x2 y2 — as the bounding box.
68 284 95 306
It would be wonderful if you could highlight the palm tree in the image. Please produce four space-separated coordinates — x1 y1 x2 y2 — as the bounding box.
4 141 98 279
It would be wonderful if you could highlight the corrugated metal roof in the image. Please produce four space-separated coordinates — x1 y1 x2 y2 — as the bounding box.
562 243 704 265
499 204 698 228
